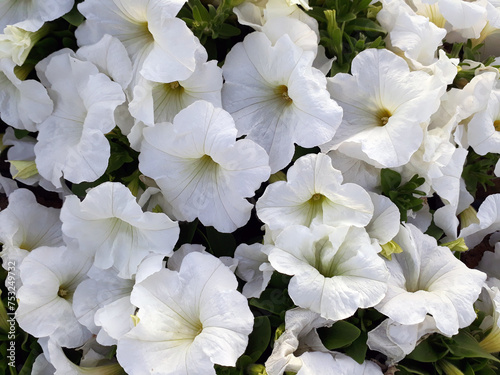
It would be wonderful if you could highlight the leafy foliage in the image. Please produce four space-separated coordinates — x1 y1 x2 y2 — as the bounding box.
380 169 426 222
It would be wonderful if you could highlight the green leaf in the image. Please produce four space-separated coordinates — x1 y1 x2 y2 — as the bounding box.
444 330 500 362
245 316 271 362
249 288 294 316
346 18 386 33
337 12 356 22
407 337 448 363
381 168 401 191
107 141 134 174
62 4 85 26
343 330 367 364
218 23 241 38
317 320 361 350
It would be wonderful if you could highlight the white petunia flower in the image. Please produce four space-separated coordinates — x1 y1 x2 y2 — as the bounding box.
365 192 401 248
375 223 486 336
61 181 179 279
75 34 133 91
265 308 333 375
467 87 500 156
460 194 500 248
222 32 342 172
0 0 74 32
0 57 53 131
322 48 446 168
367 316 438 366
76 0 199 85
139 100 270 233
268 225 389 321
16 246 93 348
116 252 254 375
413 0 488 39
256 153 373 230
3 127 59 192
0 24 49 65
327 150 382 193
129 48 222 126
34 51 125 187
234 0 317 33
378 0 447 66
38 337 125 375
0 188 63 290
234 242 274 298
297 351 383 375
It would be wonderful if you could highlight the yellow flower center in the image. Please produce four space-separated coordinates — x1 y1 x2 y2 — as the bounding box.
494 120 500 132
275 85 293 104
376 108 392 126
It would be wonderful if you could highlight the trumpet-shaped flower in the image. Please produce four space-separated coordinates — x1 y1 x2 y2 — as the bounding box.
139 100 270 233
0 24 50 65
234 242 274 298
129 49 222 126
460 194 500 248
322 48 446 168
16 246 93 348
61 182 179 279
116 251 254 375
0 57 53 131
256 153 373 230
375 223 486 336
367 316 438 365
34 51 125 187
268 225 389 320
0 0 74 32
0 188 63 290
467 87 500 156
76 0 199 85
265 308 332 375
222 32 342 172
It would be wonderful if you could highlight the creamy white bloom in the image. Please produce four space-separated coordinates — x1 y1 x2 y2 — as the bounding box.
376 223 486 336
266 308 333 375
76 34 133 91
365 192 401 247
234 0 317 33
0 57 53 131
0 188 63 290
76 0 199 85
34 51 125 187
327 150 382 192
38 337 125 375
467 87 500 156
139 100 270 233
116 252 254 375
234 242 274 298
61 181 179 279
0 24 49 65
268 225 389 320
129 48 222 126
460 194 500 248
378 0 447 66
16 246 93 348
367 316 438 366
257 153 373 230
412 0 488 39
222 32 342 172
0 0 74 32
297 351 383 375
322 48 446 168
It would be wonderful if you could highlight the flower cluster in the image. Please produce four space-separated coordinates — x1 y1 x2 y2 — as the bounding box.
1 0 500 374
